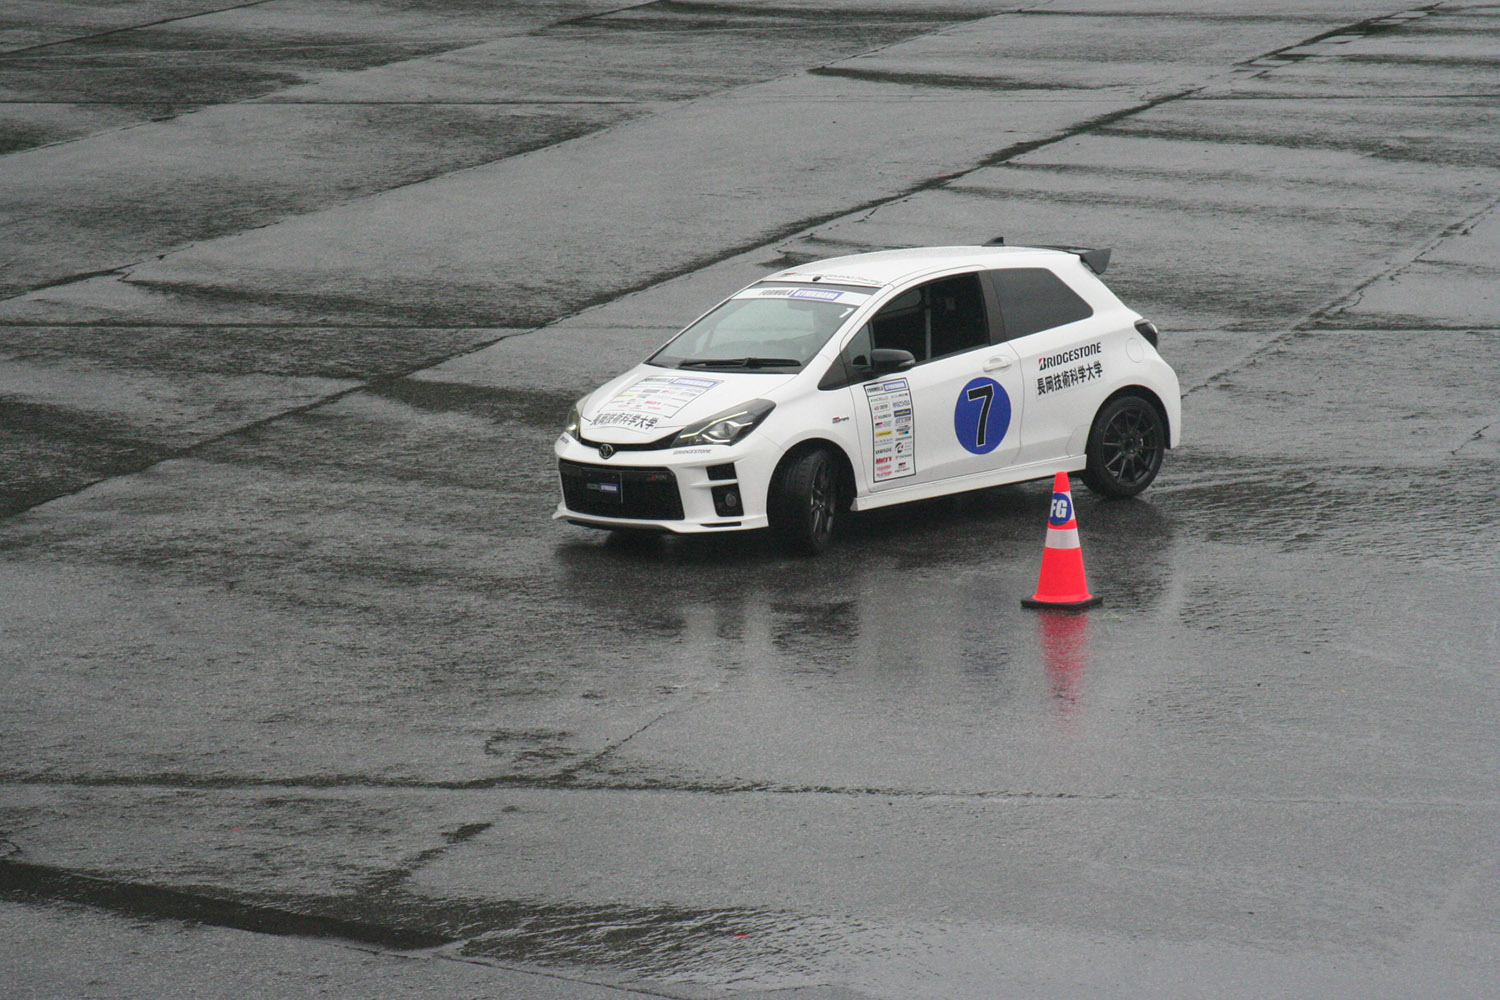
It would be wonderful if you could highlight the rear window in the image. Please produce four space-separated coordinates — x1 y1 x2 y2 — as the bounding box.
988 268 1093 340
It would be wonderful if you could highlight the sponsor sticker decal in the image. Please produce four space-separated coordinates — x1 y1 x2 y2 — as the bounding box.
593 375 722 426
1035 361 1103 397
1035 342 1105 397
593 411 659 431
1037 342 1102 372
865 378 915 481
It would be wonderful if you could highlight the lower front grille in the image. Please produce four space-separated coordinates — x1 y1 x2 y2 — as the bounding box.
559 460 684 520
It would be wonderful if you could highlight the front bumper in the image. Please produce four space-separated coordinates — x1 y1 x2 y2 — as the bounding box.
552 434 776 533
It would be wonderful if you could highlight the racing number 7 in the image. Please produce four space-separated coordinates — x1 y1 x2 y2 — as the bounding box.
965 382 995 449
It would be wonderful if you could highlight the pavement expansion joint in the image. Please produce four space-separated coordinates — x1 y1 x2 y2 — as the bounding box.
19 267 128 295
1240 3 1442 68
0 0 281 57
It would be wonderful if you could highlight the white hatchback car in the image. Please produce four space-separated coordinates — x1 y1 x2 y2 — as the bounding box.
555 243 1180 553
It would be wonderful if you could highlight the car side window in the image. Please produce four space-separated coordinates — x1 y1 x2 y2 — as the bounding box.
987 268 1093 340
869 273 990 364
818 274 992 390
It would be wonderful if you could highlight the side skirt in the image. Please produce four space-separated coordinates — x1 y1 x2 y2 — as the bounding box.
849 457 1085 512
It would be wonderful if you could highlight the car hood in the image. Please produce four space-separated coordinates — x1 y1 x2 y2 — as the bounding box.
580 366 798 443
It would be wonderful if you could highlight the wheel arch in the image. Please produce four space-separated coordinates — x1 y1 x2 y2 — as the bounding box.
770 436 857 511
1097 384 1172 449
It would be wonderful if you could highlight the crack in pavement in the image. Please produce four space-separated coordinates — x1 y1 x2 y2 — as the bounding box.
357 821 496 897
1451 421 1496 456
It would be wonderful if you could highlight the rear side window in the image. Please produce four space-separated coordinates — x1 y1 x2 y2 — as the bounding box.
988 268 1093 340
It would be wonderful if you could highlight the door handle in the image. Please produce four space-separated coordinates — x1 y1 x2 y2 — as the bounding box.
983 356 1012 372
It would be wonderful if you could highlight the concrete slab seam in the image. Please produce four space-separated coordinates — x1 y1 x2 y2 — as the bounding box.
0 0 282 58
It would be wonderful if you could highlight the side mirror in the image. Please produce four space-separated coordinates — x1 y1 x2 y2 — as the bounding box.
869 348 916 374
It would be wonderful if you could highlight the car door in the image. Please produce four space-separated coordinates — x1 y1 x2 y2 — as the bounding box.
844 272 1024 491
986 266 1107 466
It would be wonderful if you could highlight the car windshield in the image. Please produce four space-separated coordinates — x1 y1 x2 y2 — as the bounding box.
649 285 871 372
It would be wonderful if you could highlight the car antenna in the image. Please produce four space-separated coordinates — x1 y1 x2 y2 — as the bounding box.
984 235 1005 246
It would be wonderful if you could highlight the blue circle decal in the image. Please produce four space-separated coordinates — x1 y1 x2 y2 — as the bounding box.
953 377 1011 455
1049 492 1073 526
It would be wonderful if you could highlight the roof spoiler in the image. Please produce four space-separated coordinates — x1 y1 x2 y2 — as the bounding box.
1044 245 1111 275
983 236 1111 275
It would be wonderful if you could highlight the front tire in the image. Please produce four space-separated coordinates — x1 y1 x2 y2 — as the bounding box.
768 448 838 555
1081 394 1165 497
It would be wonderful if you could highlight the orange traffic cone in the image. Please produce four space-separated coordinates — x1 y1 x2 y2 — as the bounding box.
1021 471 1102 611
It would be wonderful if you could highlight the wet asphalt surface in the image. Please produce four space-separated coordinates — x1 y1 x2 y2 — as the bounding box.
3 2 1499 998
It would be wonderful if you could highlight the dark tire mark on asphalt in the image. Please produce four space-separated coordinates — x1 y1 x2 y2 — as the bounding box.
0 400 175 519
0 854 798 977
809 66 1086 91
367 379 579 427
0 858 453 949
580 0 983 25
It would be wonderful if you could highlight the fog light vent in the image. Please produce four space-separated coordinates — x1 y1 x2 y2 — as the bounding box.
707 463 736 482
711 484 742 516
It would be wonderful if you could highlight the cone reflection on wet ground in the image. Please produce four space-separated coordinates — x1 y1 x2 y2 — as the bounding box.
1038 610 1090 715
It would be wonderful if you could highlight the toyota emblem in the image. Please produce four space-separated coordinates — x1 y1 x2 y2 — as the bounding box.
597 443 615 459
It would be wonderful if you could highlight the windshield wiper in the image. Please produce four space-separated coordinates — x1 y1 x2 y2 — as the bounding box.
677 357 801 369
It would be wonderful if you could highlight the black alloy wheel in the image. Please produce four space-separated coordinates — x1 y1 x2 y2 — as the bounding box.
1081 394 1165 498
769 448 839 555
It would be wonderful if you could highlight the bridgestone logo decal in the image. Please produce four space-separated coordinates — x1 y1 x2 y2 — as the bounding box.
1037 342 1101 371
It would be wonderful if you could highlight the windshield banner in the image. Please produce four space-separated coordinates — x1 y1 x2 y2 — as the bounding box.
732 287 872 305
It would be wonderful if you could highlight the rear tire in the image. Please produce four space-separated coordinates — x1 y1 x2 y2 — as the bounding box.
768 448 838 555
1081 394 1165 497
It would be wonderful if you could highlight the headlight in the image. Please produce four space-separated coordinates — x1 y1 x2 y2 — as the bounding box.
562 400 584 440
672 399 776 447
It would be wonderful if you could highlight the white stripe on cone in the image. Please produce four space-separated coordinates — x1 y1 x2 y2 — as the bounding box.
1046 526 1081 549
